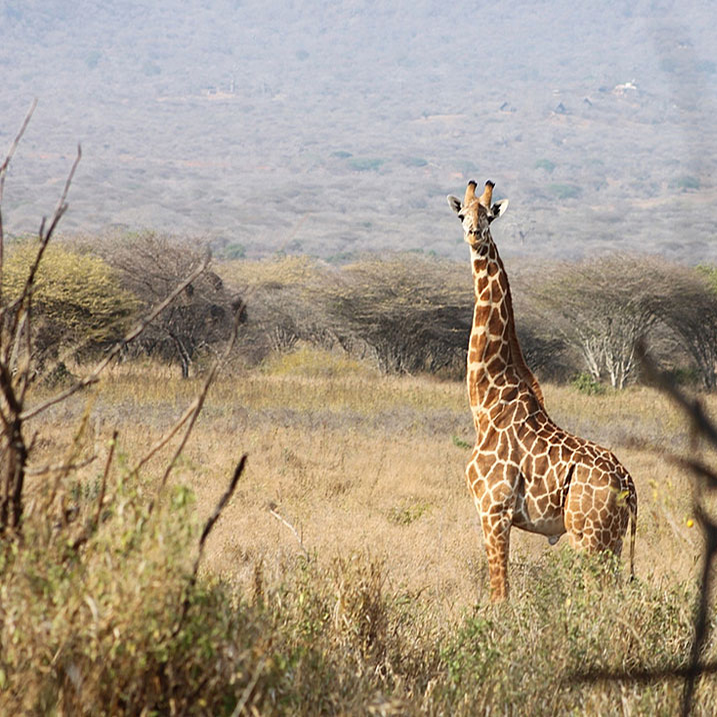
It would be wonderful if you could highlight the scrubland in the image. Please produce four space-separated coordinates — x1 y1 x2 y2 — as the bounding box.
4 347 716 714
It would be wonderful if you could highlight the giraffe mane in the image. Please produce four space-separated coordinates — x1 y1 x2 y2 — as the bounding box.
496 252 546 409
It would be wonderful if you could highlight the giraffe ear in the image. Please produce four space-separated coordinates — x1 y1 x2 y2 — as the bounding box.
489 199 509 221
447 195 462 215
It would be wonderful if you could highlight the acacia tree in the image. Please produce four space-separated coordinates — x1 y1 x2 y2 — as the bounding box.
531 255 665 389
655 264 717 390
221 255 337 363
2 241 136 368
320 255 473 375
102 231 240 377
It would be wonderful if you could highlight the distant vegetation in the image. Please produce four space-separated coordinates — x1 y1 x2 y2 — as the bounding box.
1 1 715 262
2 241 136 366
5 233 717 391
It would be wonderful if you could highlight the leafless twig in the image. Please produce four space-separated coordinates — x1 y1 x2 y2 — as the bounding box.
146 299 245 514
131 400 201 476
25 455 96 477
94 430 117 528
230 655 267 717
268 501 309 559
0 98 38 291
172 454 247 636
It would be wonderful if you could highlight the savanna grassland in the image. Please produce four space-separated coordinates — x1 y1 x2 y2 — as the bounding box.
10 346 717 715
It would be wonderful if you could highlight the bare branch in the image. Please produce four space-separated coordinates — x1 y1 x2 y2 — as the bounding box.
131 400 200 475
571 344 717 717
94 430 117 531
637 340 717 449
0 99 38 283
1 144 83 378
172 454 247 637
40 143 82 243
268 501 309 559
69 429 118 553
571 660 717 685
25 455 96 477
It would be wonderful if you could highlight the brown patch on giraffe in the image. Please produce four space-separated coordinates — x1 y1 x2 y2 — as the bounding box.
522 453 535 476
533 454 549 476
476 273 490 295
487 309 504 337
486 352 507 375
468 375 479 407
521 432 538 453
548 444 562 463
500 385 520 404
534 493 550 514
481 427 500 453
493 407 516 431
495 273 509 298
512 403 528 423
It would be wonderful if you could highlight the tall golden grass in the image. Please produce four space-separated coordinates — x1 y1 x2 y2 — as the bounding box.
7 348 716 714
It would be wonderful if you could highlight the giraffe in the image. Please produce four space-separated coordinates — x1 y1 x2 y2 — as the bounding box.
447 180 637 602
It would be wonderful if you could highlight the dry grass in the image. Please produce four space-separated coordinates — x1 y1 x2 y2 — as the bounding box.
29 359 704 592
15 353 717 713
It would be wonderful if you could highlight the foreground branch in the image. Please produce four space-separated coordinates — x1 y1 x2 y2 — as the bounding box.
572 342 717 717
0 99 38 286
172 454 247 636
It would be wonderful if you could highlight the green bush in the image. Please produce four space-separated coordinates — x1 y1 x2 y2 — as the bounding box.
223 242 246 259
348 158 385 172
548 183 582 200
402 157 428 168
2 241 137 362
670 175 701 191
260 345 378 379
0 442 709 715
571 372 607 395
436 550 696 714
0 476 264 715
535 158 556 173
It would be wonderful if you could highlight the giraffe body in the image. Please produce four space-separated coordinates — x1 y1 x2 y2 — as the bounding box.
448 180 637 602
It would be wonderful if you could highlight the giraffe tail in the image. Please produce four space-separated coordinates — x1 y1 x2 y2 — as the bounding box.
628 490 638 581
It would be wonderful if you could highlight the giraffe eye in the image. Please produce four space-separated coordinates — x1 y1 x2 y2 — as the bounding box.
458 214 465 221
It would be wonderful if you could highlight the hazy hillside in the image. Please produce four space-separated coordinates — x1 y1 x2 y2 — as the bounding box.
1 0 716 262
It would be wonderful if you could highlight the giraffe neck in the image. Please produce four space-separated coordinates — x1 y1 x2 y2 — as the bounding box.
467 237 545 412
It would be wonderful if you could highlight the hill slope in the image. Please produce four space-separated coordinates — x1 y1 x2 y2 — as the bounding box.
1 0 716 261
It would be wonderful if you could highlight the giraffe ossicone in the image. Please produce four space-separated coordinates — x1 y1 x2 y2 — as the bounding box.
447 180 637 603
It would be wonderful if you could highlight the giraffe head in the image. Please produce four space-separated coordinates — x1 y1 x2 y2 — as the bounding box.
447 180 509 249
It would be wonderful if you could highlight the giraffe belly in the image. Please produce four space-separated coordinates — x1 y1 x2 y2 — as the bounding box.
512 492 566 538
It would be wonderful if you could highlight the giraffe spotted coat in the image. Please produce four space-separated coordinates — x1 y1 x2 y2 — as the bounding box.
447 180 637 602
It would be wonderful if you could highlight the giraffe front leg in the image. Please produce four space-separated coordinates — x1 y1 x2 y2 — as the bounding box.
468 457 516 602
480 507 512 602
